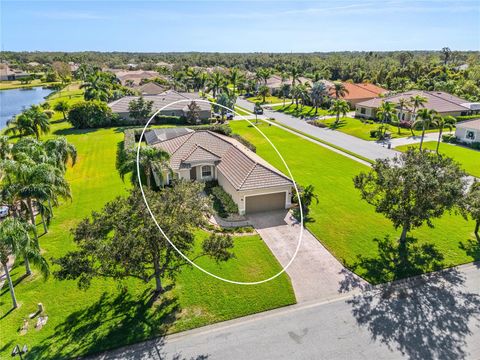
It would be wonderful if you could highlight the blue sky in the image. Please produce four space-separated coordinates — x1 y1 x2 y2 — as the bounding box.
1 0 479 52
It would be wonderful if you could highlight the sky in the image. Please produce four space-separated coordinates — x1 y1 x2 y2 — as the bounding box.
1 0 479 52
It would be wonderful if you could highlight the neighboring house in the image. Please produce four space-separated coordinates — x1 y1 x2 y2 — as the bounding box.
455 119 480 143
0 65 29 81
108 69 161 86
145 128 293 215
108 90 211 120
136 82 167 95
355 90 480 120
264 75 316 93
68 62 79 72
155 61 174 70
331 82 388 107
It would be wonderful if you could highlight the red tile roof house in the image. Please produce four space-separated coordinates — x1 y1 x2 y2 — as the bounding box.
355 90 480 121
330 82 388 107
145 128 293 215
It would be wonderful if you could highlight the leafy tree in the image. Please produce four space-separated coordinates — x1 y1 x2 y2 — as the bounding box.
52 61 72 84
216 92 235 121
128 96 154 122
258 85 270 103
441 47 452 66
45 71 58 83
435 115 456 154
0 136 10 160
354 148 466 263
54 185 234 295
460 181 480 240
119 146 170 189
53 100 70 120
0 218 50 309
68 100 113 129
329 99 350 125
186 101 202 125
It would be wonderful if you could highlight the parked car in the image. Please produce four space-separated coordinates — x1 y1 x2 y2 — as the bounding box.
226 112 234 120
254 107 263 115
0 205 9 218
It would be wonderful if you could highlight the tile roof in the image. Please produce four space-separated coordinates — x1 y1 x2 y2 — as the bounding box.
137 82 167 95
146 129 292 191
456 119 480 130
356 90 470 113
265 75 315 88
108 90 211 113
331 82 387 100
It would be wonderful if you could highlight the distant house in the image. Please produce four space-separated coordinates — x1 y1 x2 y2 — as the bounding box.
136 82 167 95
108 90 211 120
108 70 161 86
264 75 317 94
355 90 480 121
0 65 29 81
68 62 79 72
155 61 173 70
331 82 388 107
145 128 293 215
455 119 480 144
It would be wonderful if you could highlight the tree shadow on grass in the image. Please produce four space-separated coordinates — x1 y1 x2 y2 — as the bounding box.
339 236 480 360
327 119 347 130
53 127 99 136
459 239 480 269
28 288 186 359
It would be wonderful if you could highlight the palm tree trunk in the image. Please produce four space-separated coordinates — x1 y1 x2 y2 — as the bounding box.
41 212 48 233
3 262 18 308
146 167 151 189
48 198 53 218
419 123 426 150
475 220 479 240
26 198 38 240
25 257 32 276
335 111 340 125
436 128 443 154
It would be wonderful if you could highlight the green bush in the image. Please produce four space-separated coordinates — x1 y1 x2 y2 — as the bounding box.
205 181 238 217
456 115 480 121
68 100 113 128
442 134 457 143
154 115 187 125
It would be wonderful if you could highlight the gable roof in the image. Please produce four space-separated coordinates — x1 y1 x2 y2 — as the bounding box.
146 129 292 191
456 119 480 130
356 90 471 113
137 82 167 95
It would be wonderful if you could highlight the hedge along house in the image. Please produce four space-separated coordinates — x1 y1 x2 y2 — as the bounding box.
455 119 480 144
108 90 212 121
145 128 293 215
355 90 480 120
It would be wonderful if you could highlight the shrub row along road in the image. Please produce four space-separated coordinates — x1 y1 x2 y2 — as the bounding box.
91 261 480 360
236 98 398 161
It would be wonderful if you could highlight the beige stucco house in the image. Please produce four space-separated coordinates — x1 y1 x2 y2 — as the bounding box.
145 128 293 215
455 119 480 143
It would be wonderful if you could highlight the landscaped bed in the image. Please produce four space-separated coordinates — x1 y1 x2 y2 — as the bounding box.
245 95 286 104
230 120 479 284
396 141 480 177
272 103 330 117
0 89 295 359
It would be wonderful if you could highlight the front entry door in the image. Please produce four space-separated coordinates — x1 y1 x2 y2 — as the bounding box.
190 167 197 180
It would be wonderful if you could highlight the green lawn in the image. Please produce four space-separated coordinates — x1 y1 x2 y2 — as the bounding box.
272 103 330 117
230 120 479 283
313 117 441 141
246 95 287 104
0 90 295 359
396 141 480 178
0 79 61 90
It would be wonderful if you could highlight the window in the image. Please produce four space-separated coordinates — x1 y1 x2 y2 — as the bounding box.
360 107 366 115
201 165 212 178
466 130 476 141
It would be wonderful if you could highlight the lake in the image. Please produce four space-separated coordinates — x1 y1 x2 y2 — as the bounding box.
0 87 54 129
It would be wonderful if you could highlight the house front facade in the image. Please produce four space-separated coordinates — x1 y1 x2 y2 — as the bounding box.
455 119 480 143
145 128 293 215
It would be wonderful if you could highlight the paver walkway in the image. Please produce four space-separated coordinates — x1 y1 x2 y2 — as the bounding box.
247 210 366 303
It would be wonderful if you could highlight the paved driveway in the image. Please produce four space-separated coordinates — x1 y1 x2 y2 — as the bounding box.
247 210 366 303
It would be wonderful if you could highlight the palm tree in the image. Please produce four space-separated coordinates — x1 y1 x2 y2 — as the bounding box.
329 99 350 125
289 65 301 88
0 136 11 160
332 81 348 99
53 100 70 120
206 72 228 99
228 68 244 95
5 105 50 140
310 82 328 115
253 102 262 124
435 115 456 154
296 83 310 110
294 184 319 217
396 98 411 134
43 137 77 172
0 218 50 308
80 70 110 101
258 85 270 103
255 68 271 86
280 83 290 106
376 101 398 138
119 146 171 189
409 94 427 121
414 108 439 150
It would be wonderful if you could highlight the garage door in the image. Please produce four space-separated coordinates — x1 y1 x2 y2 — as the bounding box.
245 192 286 214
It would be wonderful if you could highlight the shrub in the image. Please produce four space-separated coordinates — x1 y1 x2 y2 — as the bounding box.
442 134 457 143
370 129 380 138
68 100 113 128
307 120 327 128
43 109 55 119
230 133 256 153
205 181 238 217
154 115 186 125
456 115 480 121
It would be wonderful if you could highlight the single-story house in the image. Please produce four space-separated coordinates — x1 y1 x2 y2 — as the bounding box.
455 119 480 143
136 82 167 95
0 65 29 81
355 90 480 120
145 128 293 215
331 82 388 107
264 75 316 94
108 90 211 120
107 69 161 86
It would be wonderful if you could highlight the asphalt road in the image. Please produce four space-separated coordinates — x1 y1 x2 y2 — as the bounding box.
91 262 480 360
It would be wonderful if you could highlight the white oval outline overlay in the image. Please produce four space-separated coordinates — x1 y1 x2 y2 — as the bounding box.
136 99 303 285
